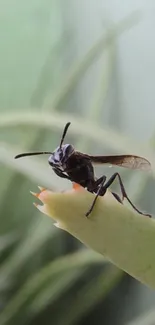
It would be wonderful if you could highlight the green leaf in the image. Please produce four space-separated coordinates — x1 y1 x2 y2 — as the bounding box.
33 186 155 289
55 266 122 325
0 250 105 325
0 111 153 160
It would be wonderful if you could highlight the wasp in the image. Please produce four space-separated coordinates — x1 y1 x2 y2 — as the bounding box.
15 122 151 217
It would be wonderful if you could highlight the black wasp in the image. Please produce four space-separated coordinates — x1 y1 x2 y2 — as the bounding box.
15 122 151 217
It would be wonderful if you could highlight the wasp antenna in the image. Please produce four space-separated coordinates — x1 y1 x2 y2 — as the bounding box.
14 151 53 159
59 122 71 148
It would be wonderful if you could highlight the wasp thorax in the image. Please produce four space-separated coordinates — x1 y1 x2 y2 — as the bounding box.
48 144 74 168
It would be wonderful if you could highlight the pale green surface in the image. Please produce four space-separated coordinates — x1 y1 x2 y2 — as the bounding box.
0 3 154 324
38 187 155 289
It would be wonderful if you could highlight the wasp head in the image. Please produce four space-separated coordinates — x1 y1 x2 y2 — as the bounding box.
48 144 74 170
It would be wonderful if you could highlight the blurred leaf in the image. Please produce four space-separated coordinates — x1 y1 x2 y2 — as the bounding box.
43 11 141 109
54 265 122 325
29 270 86 318
127 308 155 325
0 217 57 289
0 5 152 325
77 42 116 151
0 143 68 189
0 250 105 325
0 111 154 162
0 232 19 253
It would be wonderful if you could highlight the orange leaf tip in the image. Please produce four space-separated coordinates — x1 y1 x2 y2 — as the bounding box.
30 191 39 198
38 186 46 192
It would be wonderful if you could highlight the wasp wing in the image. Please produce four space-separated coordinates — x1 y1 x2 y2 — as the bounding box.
78 154 151 171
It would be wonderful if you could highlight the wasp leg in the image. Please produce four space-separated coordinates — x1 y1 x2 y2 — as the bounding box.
85 176 106 217
111 192 122 203
53 168 70 180
101 172 151 218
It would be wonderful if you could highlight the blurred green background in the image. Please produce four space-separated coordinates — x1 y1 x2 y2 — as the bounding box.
0 1 155 324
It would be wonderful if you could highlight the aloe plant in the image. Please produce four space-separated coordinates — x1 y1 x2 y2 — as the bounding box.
0 6 154 325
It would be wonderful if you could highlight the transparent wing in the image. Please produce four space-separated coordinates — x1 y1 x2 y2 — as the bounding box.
86 154 151 171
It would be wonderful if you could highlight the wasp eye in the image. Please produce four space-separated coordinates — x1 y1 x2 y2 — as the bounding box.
60 151 63 159
48 154 54 166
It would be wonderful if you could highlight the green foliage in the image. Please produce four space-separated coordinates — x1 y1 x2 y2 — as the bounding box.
0 4 153 325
